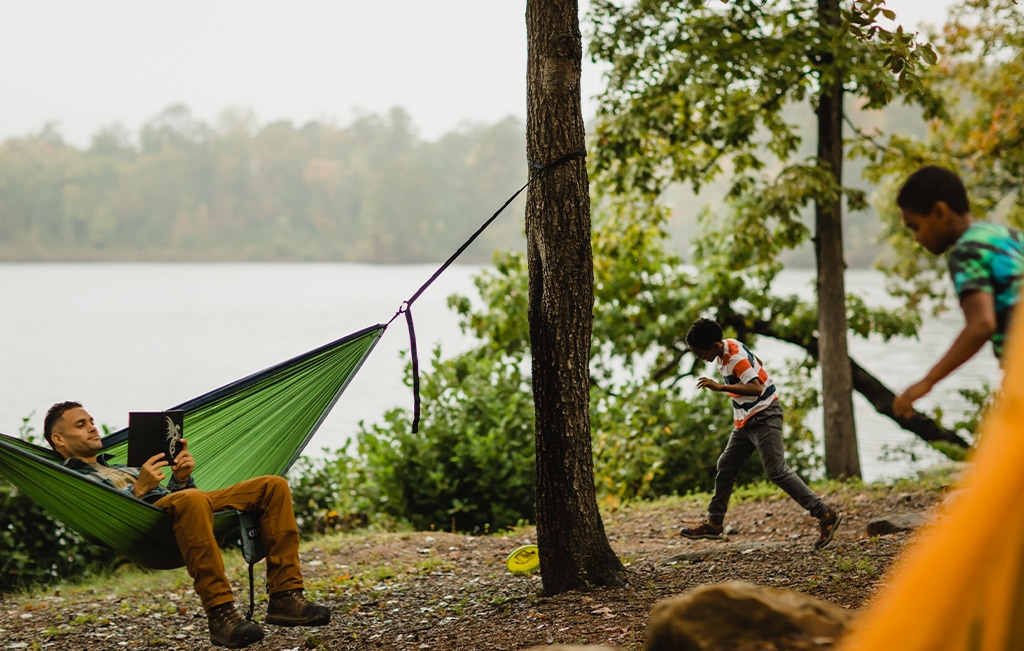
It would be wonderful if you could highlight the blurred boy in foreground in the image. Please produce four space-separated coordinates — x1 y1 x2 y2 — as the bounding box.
893 165 1024 418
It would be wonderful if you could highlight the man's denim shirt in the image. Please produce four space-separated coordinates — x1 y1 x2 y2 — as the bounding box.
63 454 196 504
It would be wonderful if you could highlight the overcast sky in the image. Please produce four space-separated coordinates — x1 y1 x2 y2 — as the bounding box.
1 0 953 148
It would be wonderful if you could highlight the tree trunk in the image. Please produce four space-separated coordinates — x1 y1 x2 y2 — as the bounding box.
815 0 861 480
525 0 627 595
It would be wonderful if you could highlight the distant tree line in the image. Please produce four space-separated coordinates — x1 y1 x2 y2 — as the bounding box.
0 106 528 263
0 102 928 266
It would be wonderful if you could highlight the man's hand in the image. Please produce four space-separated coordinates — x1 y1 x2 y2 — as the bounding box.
171 439 195 484
696 377 723 392
133 454 170 498
893 379 933 419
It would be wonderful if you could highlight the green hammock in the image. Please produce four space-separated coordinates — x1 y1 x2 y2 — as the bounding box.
0 324 385 569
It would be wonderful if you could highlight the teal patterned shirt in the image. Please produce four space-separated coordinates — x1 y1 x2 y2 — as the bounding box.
947 222 1024 359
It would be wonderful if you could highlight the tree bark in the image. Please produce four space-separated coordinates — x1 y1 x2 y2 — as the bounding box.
815 0 861 479
526 0 627 595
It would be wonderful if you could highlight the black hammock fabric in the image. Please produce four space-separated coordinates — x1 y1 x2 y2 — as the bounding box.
0 325 384 569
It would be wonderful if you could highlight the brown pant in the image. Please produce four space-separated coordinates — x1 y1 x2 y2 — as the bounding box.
154 475 304 611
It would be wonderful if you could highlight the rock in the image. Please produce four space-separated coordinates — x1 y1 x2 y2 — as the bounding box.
866 512 929 536
941 488 966 509
644 580 853 651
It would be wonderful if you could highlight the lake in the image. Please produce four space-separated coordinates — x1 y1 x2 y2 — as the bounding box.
0 263 999 483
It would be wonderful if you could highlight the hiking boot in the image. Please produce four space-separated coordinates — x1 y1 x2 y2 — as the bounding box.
680 520 724 540
815 507 843 549
265 588 331 626
207 602 264 648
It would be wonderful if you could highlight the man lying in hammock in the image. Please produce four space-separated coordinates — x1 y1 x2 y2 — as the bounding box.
43 400 330 649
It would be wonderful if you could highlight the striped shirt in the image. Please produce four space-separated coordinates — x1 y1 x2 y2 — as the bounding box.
716 338 778 428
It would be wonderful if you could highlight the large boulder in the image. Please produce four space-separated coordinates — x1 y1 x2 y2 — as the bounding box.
645 581 854 651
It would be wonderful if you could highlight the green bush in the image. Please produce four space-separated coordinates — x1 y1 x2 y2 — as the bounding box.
356 346 536 533
0 483 117 592
0 416 118 592
287 450 378 536
341 235 827 526
592 383 763 502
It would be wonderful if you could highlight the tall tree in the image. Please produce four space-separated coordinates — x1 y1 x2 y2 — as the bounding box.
934 0 1024 217
862 0 1024 238
588 0 940 478
526 0 628 594
815 0 859 477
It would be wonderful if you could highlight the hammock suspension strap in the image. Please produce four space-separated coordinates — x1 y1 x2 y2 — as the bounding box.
390 149 587 432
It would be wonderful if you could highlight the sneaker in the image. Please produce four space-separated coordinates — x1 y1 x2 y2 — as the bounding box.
207 602 264 648
815 507 843 549
680 520 724 540
265 588 331 626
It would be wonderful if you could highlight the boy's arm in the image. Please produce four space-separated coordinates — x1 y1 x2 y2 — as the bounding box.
697 376 765 396
893 290 995 418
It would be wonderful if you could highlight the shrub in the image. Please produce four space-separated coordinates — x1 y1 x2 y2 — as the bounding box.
357 346 536 533
0 416 117 592
287 450 378 536
0 483 119 592
592 383 763 502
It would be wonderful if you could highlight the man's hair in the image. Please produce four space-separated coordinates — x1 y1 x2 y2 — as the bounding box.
896 165 970 216
44 401 82 450
686 317 723 350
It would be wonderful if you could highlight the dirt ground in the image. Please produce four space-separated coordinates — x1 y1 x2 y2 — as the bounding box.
0 481 948 651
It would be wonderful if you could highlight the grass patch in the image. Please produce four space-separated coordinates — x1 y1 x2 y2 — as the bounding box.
4 540 286 611
414 557 455 574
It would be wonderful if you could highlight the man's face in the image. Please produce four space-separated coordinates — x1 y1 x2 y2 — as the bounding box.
50 407 102 459
901 203 958 256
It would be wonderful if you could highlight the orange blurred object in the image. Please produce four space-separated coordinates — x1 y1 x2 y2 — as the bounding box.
837 312 1024 650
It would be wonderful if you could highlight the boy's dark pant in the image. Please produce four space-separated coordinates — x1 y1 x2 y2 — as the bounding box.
707 402 826 524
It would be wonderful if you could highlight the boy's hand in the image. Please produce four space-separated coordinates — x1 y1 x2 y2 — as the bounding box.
697 377 723 392
893 380 932 419
894 291 993 421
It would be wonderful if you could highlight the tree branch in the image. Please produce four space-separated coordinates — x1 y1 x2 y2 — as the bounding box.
693 69 815 181
718 313 970 448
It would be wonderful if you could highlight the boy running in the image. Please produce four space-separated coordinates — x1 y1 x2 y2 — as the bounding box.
893 165 1024 418
680 318 842 549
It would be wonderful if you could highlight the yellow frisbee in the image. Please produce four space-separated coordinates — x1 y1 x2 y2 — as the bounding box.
505 544 540 574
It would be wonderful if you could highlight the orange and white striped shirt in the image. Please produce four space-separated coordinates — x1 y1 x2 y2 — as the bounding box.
716 339 778 428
